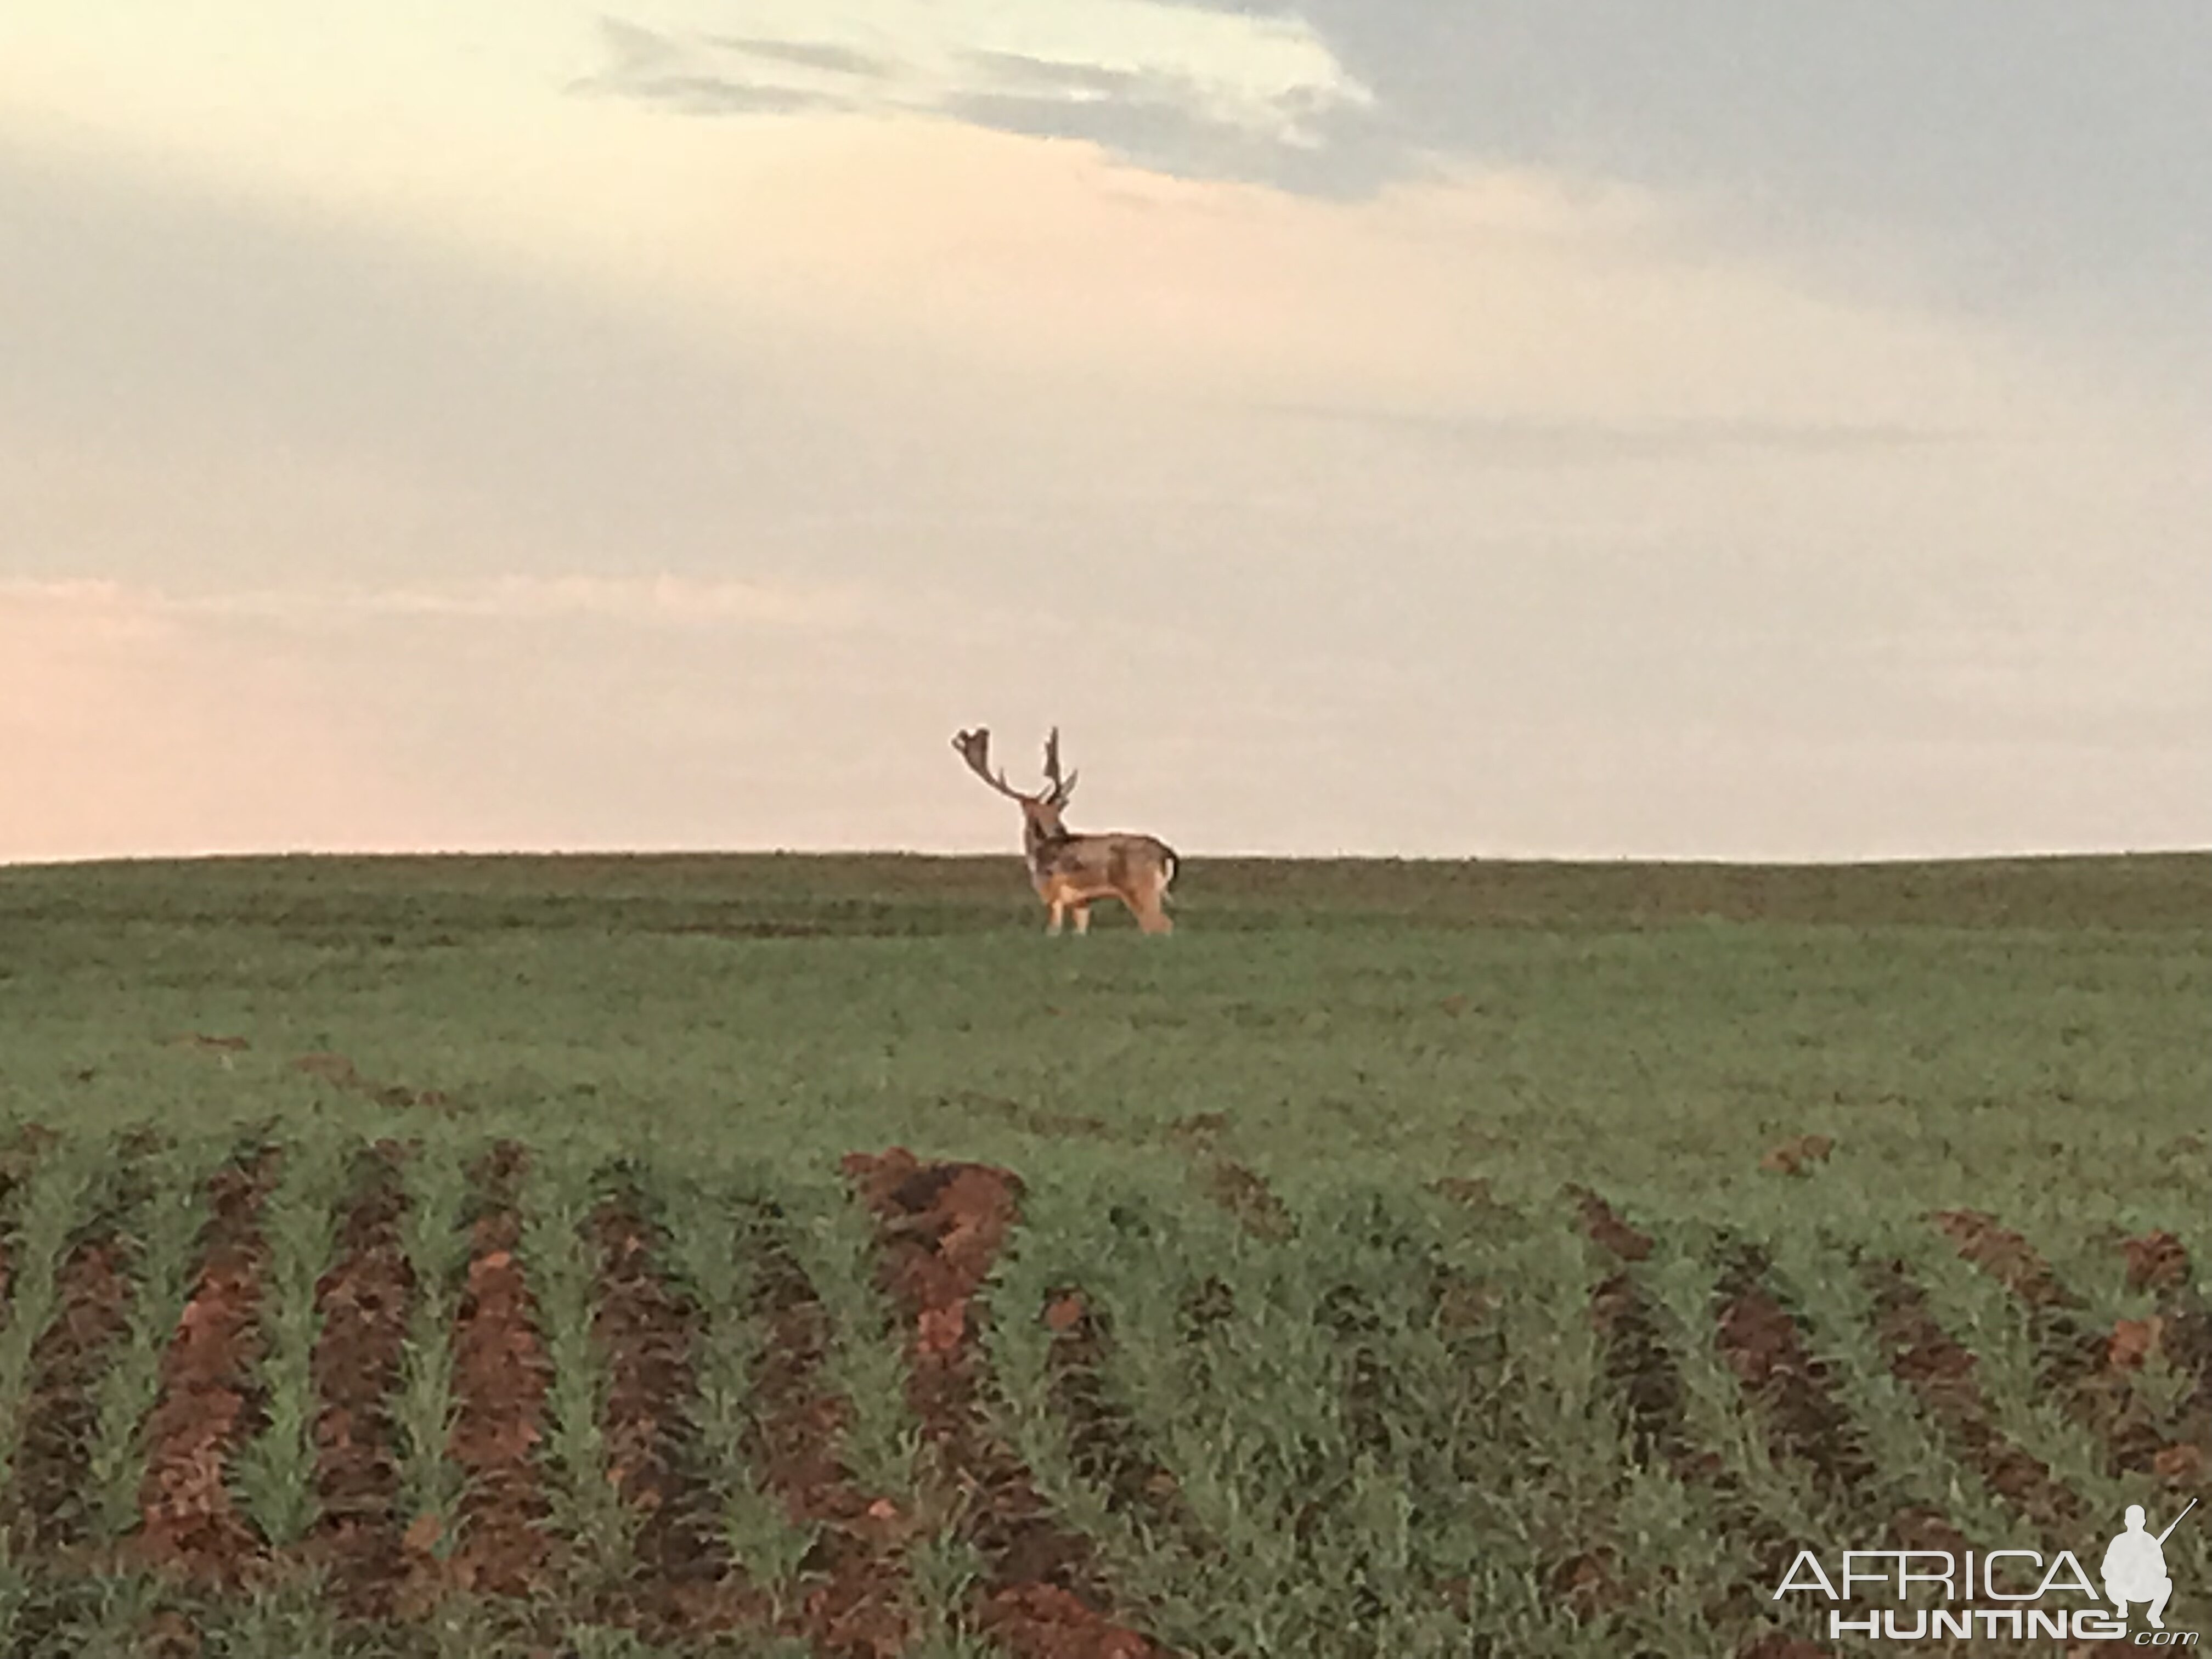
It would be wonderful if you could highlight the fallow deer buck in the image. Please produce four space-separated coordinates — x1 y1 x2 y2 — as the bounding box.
952 727 1180 934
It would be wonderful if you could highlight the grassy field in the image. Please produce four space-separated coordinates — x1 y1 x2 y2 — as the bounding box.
0 851 2204 1655
4 851 2209 1217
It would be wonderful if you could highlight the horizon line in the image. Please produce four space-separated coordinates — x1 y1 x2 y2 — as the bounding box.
5 844 2209 874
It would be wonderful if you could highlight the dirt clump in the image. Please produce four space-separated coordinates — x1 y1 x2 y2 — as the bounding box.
947 1090 1120 1144
1929 1209 2072 1308
291 1053 360 1086
2109 1317 2165 1371
2122 1231 2192 1294
1548 1547 1629 1617
288 1052 450 1111
2153 1443 2205 1486
1758 1135 1835 1177
1426 1175 1498 1212
166 1034 251 1057
1568 1186 1652 1262
0 1121 60 1166
979 1583 1156 1658
1195 1159 1294 1240
1162 1112 1229 1154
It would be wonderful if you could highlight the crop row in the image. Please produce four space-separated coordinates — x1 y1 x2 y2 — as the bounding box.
0 1127 2197 1657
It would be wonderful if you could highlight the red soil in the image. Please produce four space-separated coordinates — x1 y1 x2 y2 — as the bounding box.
135 1152 280 1587
2117 1233 2212 1494
442 1142 554 1599
0 1139 2185 1651
845 1148 1166 1659
1036 1291 1199 1553
1196 1159 1294 1240
308 1147 414 1618
2123 1231 2192 1294
1929 1210 2072 1309
585 1195 732 1638
1869 1261 2083 1536
15 1235 134 1551
1574 1193 1687 1474
1573 1196 1845 1649
1939 1215 2210 1492
746 1214 912 1658
1569 1186 1654 1263
1757 1135 1835 1177
1712 1253 1875 1500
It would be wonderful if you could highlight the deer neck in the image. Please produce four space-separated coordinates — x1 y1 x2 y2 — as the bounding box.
1023 815 1072 869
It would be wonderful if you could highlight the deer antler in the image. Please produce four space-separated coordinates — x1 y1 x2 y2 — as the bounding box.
1042 726 1078 806
952 728 1028 800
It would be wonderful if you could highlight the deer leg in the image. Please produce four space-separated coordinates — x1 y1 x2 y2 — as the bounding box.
1046 899 1065 935
1132 886 1173 934
1071 904 1092 935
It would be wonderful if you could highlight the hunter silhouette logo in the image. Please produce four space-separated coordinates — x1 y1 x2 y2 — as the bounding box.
2106 1500 2194 1632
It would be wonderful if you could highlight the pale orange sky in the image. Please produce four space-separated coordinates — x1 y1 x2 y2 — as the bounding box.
3 3 2208 862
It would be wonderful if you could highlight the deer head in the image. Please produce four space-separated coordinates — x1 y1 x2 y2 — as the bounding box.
952 726 1077 839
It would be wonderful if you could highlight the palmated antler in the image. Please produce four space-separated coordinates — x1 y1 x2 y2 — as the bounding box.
1041 727 1078 806
952 728 1028 800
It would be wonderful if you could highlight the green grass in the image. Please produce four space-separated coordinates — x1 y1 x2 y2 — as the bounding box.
0 851 2207 1229
0 853 2204 1653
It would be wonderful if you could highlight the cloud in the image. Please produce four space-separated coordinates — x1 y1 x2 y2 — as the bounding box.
3 97 2207 861
573 22 857 116
941 88 1353 195
1169 0 2212 303
946 43 1397 194
575 4 1374 187
961 50 1151 100
617 77 850 117
712 35 893 79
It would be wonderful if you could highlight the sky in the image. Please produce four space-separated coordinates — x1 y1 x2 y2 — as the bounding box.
3 2 2208 862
